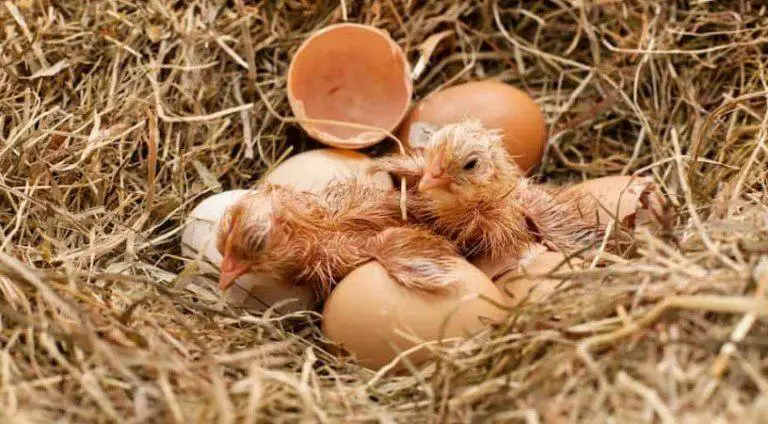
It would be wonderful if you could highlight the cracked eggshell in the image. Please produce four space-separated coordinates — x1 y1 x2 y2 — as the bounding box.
471 244 548 282
569 175 669 231
321 258 506 370
287 23 412 149
472 244 579 306
497 245 581 306
182 190 318 312
265 148 393 193
398 81 547 172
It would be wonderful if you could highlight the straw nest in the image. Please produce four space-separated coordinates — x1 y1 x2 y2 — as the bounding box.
1 1 767 422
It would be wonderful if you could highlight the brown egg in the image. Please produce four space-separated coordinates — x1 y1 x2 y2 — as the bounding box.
265 148 393 193
287 24 412 149
568 175 669 231
182 190 318 312
321 258 506 370
398 81 547 172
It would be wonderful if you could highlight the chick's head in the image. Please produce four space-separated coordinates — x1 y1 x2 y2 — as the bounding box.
417 120 522 198
216 190 274 291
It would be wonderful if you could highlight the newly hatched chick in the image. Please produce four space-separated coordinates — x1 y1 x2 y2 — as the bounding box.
373 120 600 264
216 181 460 299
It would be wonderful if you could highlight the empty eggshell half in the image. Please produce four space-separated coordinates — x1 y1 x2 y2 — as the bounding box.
287 23 412 148
398 81 547 172
182 190 318 312
321 258 506 370
264 148 393 193
568 175 669 232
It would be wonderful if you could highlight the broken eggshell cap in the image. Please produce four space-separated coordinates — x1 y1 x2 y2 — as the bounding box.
568 175 671 231
287 23 412 149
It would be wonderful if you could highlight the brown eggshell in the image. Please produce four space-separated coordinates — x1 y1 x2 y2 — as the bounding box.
287 24 412 149
472 244 579 306
568 176 668 231
321 258 506 370
471 244 548 281
265 148 393 193
398 81 547 172
498 247 582 306
182 190 318 313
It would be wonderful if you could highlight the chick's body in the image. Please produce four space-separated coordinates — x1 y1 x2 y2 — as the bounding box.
375 120 601 265
217 181 460 298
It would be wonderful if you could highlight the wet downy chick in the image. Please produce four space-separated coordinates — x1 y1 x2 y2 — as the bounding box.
374 120 600 263
216 181 461 299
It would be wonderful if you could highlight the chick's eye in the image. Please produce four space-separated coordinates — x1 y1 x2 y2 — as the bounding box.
463 158 478 171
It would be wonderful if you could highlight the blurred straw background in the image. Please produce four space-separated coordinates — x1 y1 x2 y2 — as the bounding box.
1 0 767 422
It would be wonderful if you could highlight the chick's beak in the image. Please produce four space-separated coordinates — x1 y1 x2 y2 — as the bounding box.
218 254 250 291
417 173 450 192
418 148 450 192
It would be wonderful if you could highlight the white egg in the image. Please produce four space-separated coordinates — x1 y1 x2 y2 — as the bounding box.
182 190 318 312
264 148 393 193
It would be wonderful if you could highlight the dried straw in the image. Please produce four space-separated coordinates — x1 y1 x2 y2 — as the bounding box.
1 1 767 422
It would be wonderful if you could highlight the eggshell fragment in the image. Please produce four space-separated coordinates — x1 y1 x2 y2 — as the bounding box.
398 81 547 172
471 244 547 282
265 148 393 193
499 246 581 306
472 244 580 306
321 258 506 370
182 190 318 312
568 176 669 232
287 24 412 148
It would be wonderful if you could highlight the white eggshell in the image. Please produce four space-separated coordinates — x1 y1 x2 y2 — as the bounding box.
264 148 393 193
182 190 318 312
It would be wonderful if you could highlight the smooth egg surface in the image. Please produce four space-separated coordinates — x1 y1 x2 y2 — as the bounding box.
321 258 506 370
264 148 393 193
